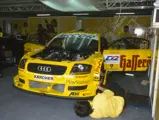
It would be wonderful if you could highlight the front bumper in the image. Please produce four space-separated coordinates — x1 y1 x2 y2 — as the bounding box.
14 73 98 98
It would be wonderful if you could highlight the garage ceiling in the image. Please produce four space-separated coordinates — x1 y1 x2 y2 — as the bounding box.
0 0 155 17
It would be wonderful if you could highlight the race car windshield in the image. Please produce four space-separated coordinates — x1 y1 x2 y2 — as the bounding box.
48 34 98 52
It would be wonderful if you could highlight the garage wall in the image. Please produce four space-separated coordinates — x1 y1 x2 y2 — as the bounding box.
28 16 76 34
82 16 151 43
58 16 76 33
0 19 3 28
11 18 28 33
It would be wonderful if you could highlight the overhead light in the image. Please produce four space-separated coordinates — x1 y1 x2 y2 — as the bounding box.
73 13 89 16
116 12 135 15
39 0 99 12
37 14 51 17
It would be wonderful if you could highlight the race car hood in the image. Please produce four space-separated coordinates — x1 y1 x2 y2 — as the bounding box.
30 47 97 62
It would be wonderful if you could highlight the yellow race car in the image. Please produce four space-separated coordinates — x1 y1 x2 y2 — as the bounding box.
14 32 107 98
24 34 45 54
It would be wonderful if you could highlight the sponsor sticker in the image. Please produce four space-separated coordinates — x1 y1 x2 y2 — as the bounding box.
69 92 79 96
66 80 89 84
104 54 120 64
34 74 53 81
104 54 120 71
75 75 88 78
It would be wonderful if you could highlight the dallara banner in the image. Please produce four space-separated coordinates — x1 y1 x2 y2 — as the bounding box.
103 50 152 71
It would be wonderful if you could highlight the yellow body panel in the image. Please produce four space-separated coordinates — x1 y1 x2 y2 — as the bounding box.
14 32 102 98
14 53 102 98
14 32 153 98
103 50 152 71
24 43 45 54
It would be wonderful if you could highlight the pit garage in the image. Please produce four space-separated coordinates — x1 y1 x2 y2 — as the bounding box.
0 0 158 120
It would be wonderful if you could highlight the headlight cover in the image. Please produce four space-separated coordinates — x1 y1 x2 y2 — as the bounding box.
70 64 92 75
19 58 27 69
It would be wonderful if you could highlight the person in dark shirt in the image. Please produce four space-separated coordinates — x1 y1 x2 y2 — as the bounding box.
37 24 47 45
45 19 58 38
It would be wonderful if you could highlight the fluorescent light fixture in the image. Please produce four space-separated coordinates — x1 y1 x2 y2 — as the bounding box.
73 13 89 16
116 12 135 15
39 0 100 12
37 14 51 16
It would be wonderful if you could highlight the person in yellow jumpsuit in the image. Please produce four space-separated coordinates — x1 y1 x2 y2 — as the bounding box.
119 25 134 38
74 83 126 119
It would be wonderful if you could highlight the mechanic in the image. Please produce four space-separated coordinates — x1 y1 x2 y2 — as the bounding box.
45 19 58 38
14 22 28 64
119 25 134 38
37 24 47 45
74 82 126 119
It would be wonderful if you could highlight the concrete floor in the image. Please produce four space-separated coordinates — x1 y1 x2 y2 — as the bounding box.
0 67 153 120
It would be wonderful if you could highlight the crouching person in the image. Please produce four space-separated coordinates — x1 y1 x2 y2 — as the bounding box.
74 86 125 119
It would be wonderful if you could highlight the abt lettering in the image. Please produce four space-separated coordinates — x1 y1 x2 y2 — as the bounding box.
120 55 151 71
69 92 79 96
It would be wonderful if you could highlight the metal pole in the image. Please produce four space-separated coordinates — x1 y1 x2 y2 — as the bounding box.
149 29 157 97
152 30 159 118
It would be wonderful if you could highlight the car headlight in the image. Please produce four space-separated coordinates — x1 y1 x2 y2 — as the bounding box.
70 64 92 75
19 58 27 69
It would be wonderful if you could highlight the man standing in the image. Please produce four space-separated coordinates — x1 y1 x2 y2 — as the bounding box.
119 25 134 38
37 24 47 45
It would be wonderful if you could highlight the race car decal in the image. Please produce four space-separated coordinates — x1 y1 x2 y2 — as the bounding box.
94 59 102 74
120 55 151 71
104 54 120 70
93 59 102 81
104 55 120 64
75 75 88 78
55 34 98 41
66 80 89 85
34 74 53 81
83 92 92 96
103 50 152 71
69 92 79 96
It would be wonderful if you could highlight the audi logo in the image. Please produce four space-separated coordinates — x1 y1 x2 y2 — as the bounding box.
37 66 52 72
